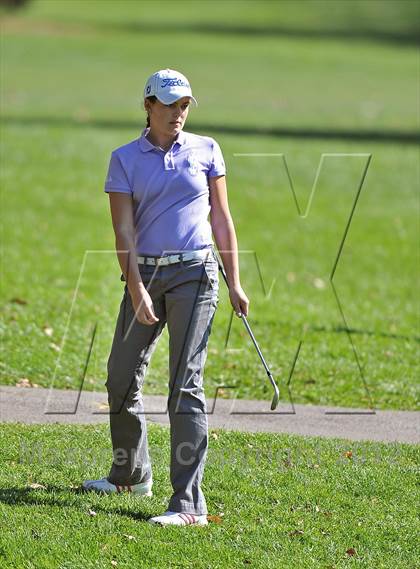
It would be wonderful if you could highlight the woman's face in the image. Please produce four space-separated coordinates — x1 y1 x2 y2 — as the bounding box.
145 96 191 136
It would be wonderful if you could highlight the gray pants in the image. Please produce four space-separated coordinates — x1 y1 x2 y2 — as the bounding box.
105 247 219 515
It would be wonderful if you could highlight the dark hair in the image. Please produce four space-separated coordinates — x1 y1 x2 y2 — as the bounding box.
145 95 157 127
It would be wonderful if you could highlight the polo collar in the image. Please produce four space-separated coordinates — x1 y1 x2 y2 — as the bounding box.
138 127 187 153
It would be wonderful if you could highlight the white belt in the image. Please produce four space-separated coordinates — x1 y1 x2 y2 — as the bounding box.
137 248 214 266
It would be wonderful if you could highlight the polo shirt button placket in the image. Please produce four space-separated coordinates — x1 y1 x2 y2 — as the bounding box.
164 149 175 171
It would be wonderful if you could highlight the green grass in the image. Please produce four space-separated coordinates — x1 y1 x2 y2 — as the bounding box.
0 0 419 410
0 423 418 568
1 12 418 130
2 0 420 40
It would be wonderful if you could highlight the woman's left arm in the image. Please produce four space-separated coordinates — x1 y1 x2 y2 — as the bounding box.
209 175 250 317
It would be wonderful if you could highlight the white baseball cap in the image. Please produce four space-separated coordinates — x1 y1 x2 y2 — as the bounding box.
143 68 198 107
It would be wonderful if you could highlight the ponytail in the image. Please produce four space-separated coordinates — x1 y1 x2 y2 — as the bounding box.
145 95 157 128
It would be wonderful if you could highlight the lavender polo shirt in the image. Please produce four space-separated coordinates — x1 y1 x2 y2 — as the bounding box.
104 127 226 256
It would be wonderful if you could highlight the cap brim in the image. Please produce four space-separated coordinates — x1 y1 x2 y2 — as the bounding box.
156 92 198 107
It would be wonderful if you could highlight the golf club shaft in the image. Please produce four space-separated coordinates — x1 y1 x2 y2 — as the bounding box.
213 250 280 406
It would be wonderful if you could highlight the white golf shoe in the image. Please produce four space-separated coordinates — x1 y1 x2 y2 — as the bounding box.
82 476 153 496
147 510 208 526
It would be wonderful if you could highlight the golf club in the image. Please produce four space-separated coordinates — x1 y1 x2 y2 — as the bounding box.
211 251 280 410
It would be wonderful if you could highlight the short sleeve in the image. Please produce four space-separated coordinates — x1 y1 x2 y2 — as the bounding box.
208 138 226 178
104 152 132 194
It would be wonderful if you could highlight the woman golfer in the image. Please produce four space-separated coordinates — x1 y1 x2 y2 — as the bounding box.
83 68 249 526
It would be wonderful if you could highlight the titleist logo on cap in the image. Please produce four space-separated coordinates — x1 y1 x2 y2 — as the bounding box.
161 78 190 88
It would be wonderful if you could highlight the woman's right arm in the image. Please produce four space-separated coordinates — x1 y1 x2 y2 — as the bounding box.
108 193 159 325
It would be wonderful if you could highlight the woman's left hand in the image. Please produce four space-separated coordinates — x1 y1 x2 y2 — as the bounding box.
229 284 250 318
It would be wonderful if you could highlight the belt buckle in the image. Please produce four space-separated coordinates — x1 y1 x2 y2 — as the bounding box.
157 256 169 266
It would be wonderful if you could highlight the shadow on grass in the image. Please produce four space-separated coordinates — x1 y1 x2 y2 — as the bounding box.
0 485 151 522
2 115 420 145
309 324 420 342
98 21 420 48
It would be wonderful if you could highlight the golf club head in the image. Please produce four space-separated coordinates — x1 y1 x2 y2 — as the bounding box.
270 387 280 410
269 374 280 410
